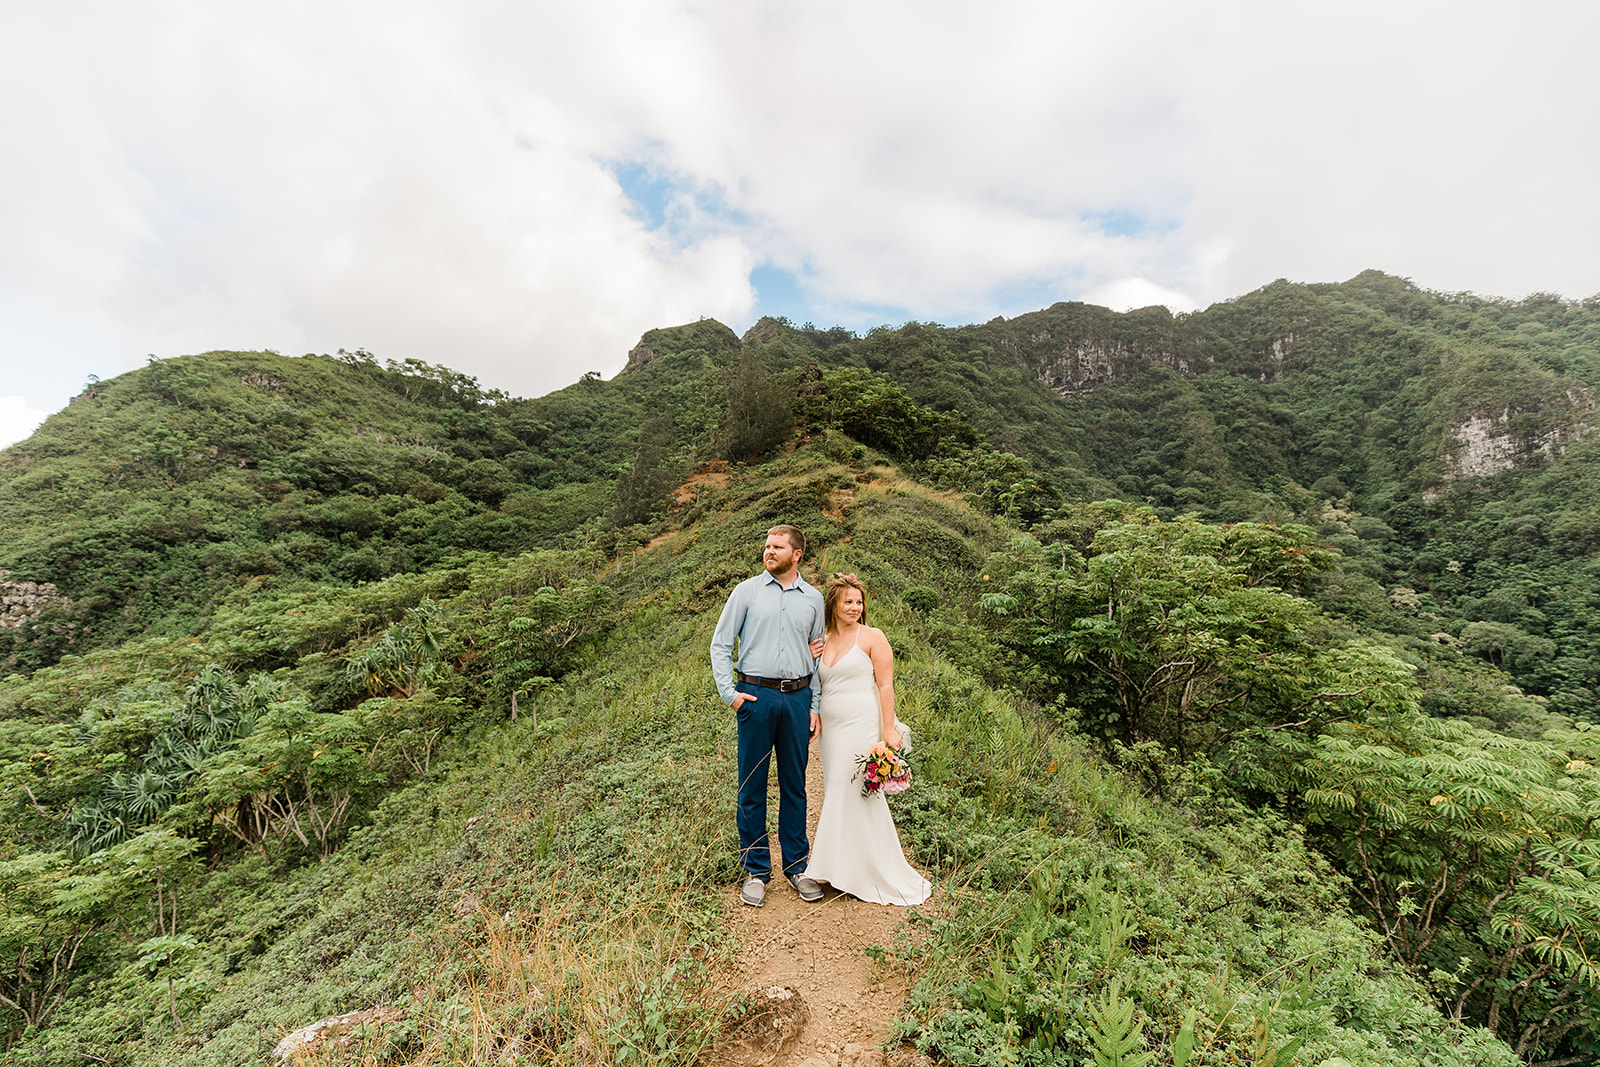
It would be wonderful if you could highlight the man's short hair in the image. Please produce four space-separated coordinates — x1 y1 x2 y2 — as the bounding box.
768 524 805 555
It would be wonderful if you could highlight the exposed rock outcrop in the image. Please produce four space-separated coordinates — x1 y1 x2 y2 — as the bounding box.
270 1006 405 1063
1438 401 1591 486
625 340 663 369
1260 331 1304 382
0 572 66 630
1026 336 1193 397
1021 329 1306 396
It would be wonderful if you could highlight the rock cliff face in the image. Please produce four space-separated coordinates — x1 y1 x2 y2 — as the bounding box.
1023 336 1187 397
0 572 66 630
624 340 663 369
997 301 1592 496
1441 410 1588 482
1016 329 1306 397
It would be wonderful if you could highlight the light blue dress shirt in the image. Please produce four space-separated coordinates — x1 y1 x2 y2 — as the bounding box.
710 571 826 717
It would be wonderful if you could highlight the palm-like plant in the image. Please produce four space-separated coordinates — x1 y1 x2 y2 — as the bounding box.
174 665 243 741
67 667 280 857
66 803 137 855
113 770 177 820
345 600 448 698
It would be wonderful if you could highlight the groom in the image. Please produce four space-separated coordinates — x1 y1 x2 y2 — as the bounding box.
710 524 826 907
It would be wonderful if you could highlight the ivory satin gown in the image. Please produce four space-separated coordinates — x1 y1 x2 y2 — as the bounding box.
805 631 932 905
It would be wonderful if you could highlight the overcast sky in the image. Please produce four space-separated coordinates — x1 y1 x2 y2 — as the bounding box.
2 0 1596 447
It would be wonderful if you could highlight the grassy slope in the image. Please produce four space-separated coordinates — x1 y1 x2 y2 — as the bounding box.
3 446 1516 1066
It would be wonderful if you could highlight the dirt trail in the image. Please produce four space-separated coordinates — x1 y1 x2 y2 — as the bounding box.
718 738 932 1067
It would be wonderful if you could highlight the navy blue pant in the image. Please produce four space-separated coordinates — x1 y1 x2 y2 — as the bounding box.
734 680 811 881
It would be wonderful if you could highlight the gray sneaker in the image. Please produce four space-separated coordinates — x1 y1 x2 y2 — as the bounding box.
788 873 823 902
739 876 766 907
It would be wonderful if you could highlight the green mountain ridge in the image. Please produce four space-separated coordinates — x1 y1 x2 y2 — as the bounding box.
1 270 1598 1064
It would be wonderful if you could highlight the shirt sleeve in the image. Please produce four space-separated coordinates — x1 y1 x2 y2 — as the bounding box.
710 582 747 706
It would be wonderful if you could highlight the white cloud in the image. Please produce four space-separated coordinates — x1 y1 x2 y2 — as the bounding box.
1082 279 1200 315
2 1 1597 412
0 396 51 450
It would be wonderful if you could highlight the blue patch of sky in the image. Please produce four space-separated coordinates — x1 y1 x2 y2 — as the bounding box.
986 275 1087 318
799 300 923 338
613 159 760 239
1082 208 1178 238
614 162 866 333
746 260 1112 338
741 267 926 338
615 160 1112 334
748 264 811 326
817 276 1088 334
745 273 1080 337
128 162 238 248
614 161 677 231
167 188 235 229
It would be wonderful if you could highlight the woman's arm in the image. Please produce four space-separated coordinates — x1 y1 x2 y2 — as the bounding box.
866 628 903 749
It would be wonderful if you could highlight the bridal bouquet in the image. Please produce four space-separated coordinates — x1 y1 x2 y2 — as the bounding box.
854 741 911 797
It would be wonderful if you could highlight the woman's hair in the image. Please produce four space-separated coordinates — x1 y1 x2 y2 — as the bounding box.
824 573 868 633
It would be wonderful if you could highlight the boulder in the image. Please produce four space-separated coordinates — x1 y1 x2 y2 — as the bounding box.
269 1006 405 1063
718 984 809 1065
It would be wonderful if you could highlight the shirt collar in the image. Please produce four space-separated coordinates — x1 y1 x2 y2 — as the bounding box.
759 569 811 592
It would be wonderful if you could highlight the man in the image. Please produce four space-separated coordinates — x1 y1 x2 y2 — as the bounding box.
710 524 826 907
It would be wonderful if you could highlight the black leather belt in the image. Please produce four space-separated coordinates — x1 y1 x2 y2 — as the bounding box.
737 672 812 693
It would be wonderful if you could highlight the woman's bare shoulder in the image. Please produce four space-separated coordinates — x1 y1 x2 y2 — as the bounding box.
864 625 892 651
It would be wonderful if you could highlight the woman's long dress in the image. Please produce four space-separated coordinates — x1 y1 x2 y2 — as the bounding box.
805 633 932 905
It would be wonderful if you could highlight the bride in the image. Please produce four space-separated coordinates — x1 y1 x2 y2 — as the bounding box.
804 574 932 905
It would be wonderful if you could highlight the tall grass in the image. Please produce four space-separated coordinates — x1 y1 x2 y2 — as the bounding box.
293 883 740 1066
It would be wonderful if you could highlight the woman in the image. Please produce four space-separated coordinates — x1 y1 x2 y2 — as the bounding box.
804 574 932 905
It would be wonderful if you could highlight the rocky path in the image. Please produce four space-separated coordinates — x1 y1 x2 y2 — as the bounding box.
717 738 933 1067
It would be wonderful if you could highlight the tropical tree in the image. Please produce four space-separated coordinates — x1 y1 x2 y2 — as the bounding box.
612 413 680 527
65 668 278 856
484 581 612 723
1303 714 1600 1061
0 848 126 1042
719 348 792 462
181 697 378 858
978 516 1408 757
794 366 976 460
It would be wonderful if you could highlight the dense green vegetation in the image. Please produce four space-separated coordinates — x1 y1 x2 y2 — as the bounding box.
1 269 1598 1064
862 274 1600 721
